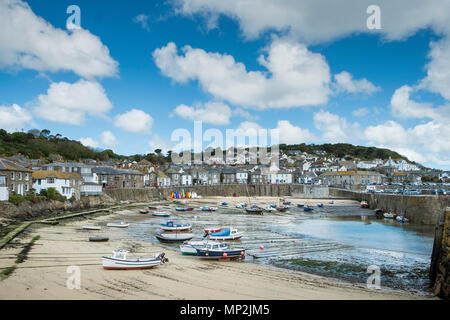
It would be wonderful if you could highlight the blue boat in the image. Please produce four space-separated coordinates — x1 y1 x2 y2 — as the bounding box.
221 202 228 206
161 220 192 232
317 203 324 208
304 206 314 212
152 211 170 217
209 228 243 240
297 203 304 208
196 242 245 260
269 204 277 208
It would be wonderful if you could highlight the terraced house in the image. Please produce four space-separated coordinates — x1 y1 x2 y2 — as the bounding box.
92 166 144 189
32 171 82 200
0 158 33 198
321 171 383 188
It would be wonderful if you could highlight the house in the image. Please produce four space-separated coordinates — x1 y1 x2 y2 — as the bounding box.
235 168 248 184
181 173 192 186
207 168 220 185
249 168 264 184
321 171 383 187
0 158 33 196
32 171 82 200
221 168 236 184
92 166 144 189
190 167 208 185
0 175 8 201
80 182 103 196
156 171 171 187
298 171 318 184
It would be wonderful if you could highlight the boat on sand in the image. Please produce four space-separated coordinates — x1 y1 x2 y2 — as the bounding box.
102 250 168 270
155 232 194 242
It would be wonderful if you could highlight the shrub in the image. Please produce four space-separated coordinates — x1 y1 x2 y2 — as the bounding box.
39 188 66 202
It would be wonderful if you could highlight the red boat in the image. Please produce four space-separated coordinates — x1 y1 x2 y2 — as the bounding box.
204 227 222 234
360 201 369 208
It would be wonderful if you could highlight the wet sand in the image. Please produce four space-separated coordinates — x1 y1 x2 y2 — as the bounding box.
0 197 434 300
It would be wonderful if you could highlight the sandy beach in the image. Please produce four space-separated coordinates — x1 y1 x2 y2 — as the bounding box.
0 197 435 300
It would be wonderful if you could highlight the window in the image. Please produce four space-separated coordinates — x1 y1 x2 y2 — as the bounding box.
18 172 22 180
25 184 29 192
11 183 15 191
47 178 55 184
11 172 15 180
25 173 29 181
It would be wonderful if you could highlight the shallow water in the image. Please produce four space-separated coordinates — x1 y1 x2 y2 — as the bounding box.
125 203 435 296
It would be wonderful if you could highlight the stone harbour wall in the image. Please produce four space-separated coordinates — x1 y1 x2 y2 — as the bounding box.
430 208 450 299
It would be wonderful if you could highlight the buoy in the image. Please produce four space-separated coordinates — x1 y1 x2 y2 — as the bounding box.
223 253 228 258
240 251 245 256
260 245 264 251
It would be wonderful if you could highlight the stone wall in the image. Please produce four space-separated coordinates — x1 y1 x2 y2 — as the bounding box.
430 208 450 299
329 188 450 225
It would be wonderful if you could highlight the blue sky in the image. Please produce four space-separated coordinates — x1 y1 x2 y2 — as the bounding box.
0 0 449 169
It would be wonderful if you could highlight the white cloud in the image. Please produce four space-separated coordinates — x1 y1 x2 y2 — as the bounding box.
101 130 117 147
420 36 450 101
153 38 331 109
334 71 380 95
173 0 450 44
114 109 153 134
313 110 360 143
232 108 259 121
0 104 33 132
352 107 370 117
272 120 316 144
79 137 99 149
365 120 450 166
0 0 118 78
148 133 175 154
172 101 232 125
32 79 113 125
133 13 150 32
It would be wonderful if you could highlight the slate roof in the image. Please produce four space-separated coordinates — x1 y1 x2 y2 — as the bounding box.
0 158 33 172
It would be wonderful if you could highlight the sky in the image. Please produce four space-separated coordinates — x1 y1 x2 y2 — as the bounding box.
0 0 449 170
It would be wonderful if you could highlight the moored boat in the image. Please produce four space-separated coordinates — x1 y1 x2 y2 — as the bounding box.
276 206 288 212
89 236 109 242
148 206 158 210
235 203 247 208
179 240 210 255
102 250 168 270
160 220 192 232
152 211 170 217
264 206 276 212
208 228 243 241
139 209 149 214
107 221 129 228
155 232 194 242
175 207 194 212
196 242 245 260
245 207 263 215
82 225 101 230
317 203 324 208
221 202 229 206
383 212 395 219
297 203 304 208
360 201 369 208
201 206 217 212
204 227 222 234
304 206 314 212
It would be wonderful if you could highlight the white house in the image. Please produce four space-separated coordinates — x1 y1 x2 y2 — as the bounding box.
157 172 171 187
236 171 248 184
0 175 8 201
181 174 192 186
32 171 81 199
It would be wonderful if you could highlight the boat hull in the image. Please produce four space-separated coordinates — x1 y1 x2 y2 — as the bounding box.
161 226 192 232
196 249 245 260
106 223 129 228
208 234 243 241
155 233 194 242
102 257 161 270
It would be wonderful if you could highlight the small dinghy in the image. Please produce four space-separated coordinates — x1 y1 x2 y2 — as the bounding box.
175 207 194 211
82 225 101 230
360 201 369 208
196 242 245 260
264 206 276 212
317 203 324 208
276 206 288 212
89 236 109 242
155 232 194 242
148 206 158 210
160 220 192 232
179 240 210 255
102 250 168 270
107 221 129 228
245 207 263 215
329 201 334 204
383 212 395 219
396 215 409 223
235 203 247 208
139 209 149 214
221 202 228 206
201 206 217 212
304 206 314 212
297 203 304 208
204 227 222 234
209 228 243 241
152 211 170 217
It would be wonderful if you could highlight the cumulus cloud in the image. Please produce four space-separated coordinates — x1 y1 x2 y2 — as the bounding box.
0 104 33 132
173 0 450 44
172 101 232 125
32 79 113 125
352 107 370 117
101 130 117 147
114 109 153 134
334 71 380 95
0 0 118 78
272 120 317 144
313 110 361 143
133 13 150 32
79 137 100 149
153 38 331 109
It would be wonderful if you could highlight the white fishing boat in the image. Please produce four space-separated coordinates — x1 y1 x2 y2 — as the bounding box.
264 206 276 212
102 250 168 270
208 228 243 241
106 221 129 228
82 225 101 230
179 240 211 255
155 232 194 242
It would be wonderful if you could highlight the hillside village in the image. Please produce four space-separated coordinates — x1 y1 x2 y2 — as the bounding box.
1 147 449 203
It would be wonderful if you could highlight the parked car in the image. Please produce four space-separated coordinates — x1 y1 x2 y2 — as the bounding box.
433 189 448 195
